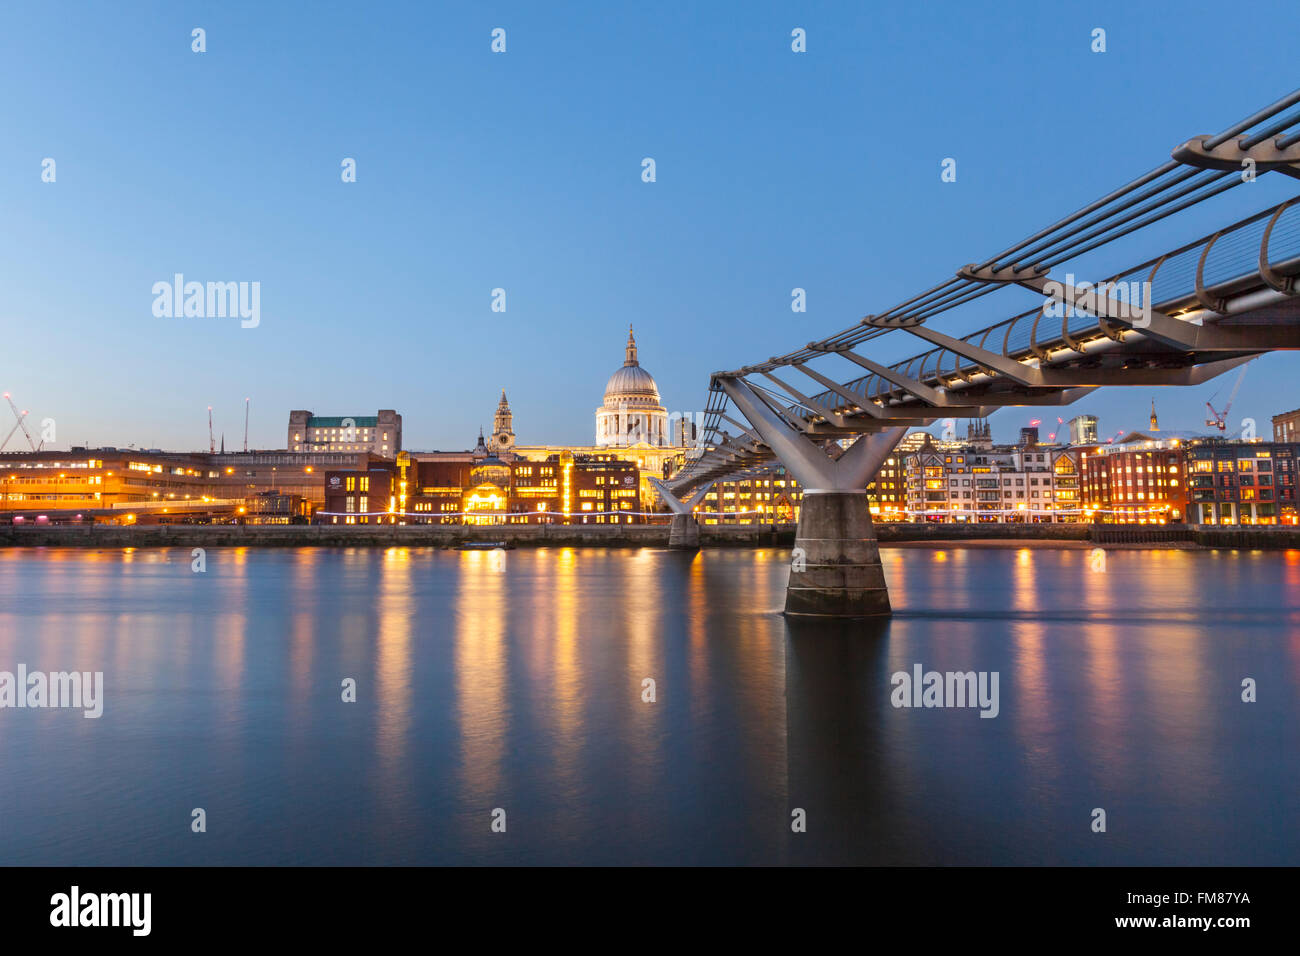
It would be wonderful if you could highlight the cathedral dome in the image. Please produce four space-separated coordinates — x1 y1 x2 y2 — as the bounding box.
604 365 660 403
595 326 671 449
602 326 660 405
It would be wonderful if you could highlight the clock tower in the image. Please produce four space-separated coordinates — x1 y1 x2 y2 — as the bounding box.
489 389 516 457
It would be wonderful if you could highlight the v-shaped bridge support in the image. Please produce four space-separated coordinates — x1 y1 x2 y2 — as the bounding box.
716 376 907 617
650 478 715 550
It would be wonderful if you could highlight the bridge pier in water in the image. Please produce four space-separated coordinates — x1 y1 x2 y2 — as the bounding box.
650 478 714 552
667 513 700 549
787 490 891 616
717 377 907 617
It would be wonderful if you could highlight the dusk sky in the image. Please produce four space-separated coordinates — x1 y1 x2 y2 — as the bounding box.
3 0 1298 452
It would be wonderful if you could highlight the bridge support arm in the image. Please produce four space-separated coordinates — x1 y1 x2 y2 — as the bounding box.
717 376 907 491
650 478 714 551
650 478 713 516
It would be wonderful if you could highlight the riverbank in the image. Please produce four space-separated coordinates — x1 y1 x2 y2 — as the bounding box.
3 522 1300 550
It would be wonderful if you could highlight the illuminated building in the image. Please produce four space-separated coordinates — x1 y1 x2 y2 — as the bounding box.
205 450 374 508
905 430 1089 523
699 468 801 524
287 409 401 455
1079 436 1186 524
240 491 310 524
0 450 200 520
0 447 375 524
693 438 911 524
323 437 641 525
1182 439 1297 525
1068 415 1099 444
321 465 397 524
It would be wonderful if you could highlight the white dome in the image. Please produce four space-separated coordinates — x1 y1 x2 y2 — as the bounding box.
604 364 660 404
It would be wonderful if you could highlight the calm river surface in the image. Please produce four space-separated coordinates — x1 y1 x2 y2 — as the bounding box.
1 545 1297 865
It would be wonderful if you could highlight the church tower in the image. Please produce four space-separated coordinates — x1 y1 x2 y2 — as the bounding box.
489 389 516 456
1149 399 1160 433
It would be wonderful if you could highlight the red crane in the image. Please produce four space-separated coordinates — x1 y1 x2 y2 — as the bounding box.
1204 361 1252 431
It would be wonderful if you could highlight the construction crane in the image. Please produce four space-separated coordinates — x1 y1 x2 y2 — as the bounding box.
208 405 215 454
1 392 40 452
1204 360 1253 431
243 397 250 453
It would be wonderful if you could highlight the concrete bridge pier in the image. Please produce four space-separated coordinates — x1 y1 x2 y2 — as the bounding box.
667 512 700 549
787 489 892 616
650 478 715 552
717 377 908 617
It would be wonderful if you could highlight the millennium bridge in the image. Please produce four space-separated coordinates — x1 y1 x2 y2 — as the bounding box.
656 88 1300 617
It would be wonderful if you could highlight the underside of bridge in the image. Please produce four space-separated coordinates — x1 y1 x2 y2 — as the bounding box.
663 88 1300 618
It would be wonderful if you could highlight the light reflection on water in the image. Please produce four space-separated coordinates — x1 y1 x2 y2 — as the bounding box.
0 545 1296 865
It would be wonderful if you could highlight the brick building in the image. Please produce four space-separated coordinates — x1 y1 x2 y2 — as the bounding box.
1078 436 1187 523
322 440 642 525
1183 439 1298 525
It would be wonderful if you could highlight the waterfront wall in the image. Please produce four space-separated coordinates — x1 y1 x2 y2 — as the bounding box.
8 522 1297 549
0 523 673 549
0 521 1097 549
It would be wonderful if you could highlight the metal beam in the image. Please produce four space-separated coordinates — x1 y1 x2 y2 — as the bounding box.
829 349 952 405
745 379 819 433
899 325 1049 385
759 371 846 427
790 362 882 416
719 413 763 444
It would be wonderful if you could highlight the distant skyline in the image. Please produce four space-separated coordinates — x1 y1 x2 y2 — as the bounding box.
3 1 1299 452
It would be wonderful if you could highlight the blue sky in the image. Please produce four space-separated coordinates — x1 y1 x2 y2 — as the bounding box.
2 0 1298 451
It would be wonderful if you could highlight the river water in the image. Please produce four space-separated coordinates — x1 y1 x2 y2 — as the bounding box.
0 544 1296 865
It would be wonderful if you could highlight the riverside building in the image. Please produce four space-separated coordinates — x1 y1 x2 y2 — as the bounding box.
322 436 641 525
0 447 377 524
903 424 1089 523
1182 438 1298 525
1078 435 1188 523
